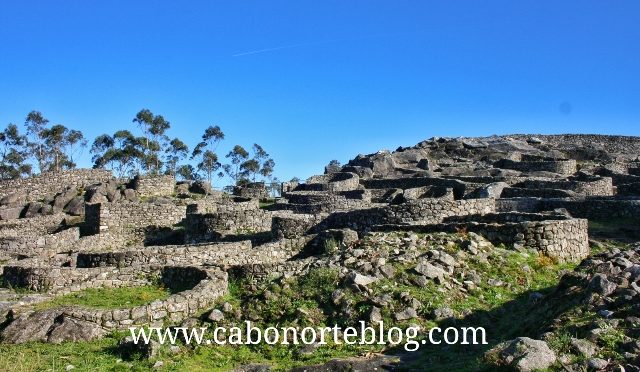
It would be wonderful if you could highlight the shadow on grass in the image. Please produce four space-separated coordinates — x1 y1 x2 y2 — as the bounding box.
393 280 587 371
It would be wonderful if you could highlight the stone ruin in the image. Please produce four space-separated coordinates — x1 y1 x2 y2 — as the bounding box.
0 134 639 346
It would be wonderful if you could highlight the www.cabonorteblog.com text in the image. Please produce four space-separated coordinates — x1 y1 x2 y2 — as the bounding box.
129 321 487 352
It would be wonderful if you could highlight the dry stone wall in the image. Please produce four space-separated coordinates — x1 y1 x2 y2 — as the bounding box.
84 201 186 237
495 159 577 175
0 169 112 201
131 175 175 197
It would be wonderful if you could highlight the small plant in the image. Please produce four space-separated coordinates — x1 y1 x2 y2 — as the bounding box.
322 237 339 255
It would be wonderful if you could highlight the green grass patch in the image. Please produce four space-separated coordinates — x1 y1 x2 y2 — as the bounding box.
35 285 172 310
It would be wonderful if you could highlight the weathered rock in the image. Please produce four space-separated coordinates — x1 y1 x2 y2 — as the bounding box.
571 338 597 358
469 182 509 199
118 335 160 359
64 196 85 216
0 192 26 207
347 272 378 287
189 181 212 195
46 315 106 343
394 307 418 321
487 337 557 372
53 188 78 210
432 307 454 321
289 355 399 372
21 201 43 218
1 310 105 344
587 358 608 370
0 206 24 220
234 364 272 372
122 188 138 202
207 309 225 322
414 261 446 280
369 307 383 323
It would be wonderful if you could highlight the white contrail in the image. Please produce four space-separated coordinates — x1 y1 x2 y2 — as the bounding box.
232 31 422 57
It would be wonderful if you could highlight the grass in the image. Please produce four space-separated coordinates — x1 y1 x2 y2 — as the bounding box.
0 232 603 371
35 285 172 311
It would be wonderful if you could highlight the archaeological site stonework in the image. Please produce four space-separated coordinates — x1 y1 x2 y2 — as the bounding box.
1 133 640 353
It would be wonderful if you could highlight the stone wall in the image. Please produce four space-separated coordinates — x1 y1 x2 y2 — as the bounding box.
496 196 640 219
0 213 66 237
0 227 79 258
495 159 577 175
375 213 589 263
0 169 113 201
84 201 186 237
76 241 253 268
276 190 372 213
514 176 613 196
75 237 313 270
186 197 258 214
6 266 228 330
324 198 496 233
301 172 360 192
131 175 175 197
184 209 273 242
272 214 327 239
361 177 469 199
500 187 576 198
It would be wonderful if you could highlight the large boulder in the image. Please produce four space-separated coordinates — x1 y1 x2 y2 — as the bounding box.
63 196 85 216
53 188 78 211
467 182 510 199
486 337 557 371
1 309 105 344
189 180 212 195
46 315 106 344
0 192 27 207
348 151 396 178
122 188 138 202
21 201 43 218
0 206 24 220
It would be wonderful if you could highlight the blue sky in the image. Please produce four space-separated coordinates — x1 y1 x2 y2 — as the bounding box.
1 1 638 182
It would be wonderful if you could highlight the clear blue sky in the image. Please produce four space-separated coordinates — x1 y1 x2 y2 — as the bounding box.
1 1 638 182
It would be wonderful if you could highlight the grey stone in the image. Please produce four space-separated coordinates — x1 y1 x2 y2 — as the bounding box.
347 272 378 287
0 310 105 344
414 261 446 279
587 358 608 370
0 206 24 220
22 201 43 218
369 307 383 323
571 338 597 357
487 337 557 372
53 188 78 210
394 307 417 321
63 196 85 216
432 307 455 321
0 192 26 206
590 274 617 296
122 188 138 201
189 181 212 195
207 309 225 322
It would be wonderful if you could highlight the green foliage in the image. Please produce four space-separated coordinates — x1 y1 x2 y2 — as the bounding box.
35 285 171 310
0 123 31 179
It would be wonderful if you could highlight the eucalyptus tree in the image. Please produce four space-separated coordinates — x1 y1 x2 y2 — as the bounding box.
90 130 144 177
0 123 31 179
24 111 49 173
191 125 225 185
164 138 189 176
223 144 249 185
132 109 170 175
41 124 87 171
